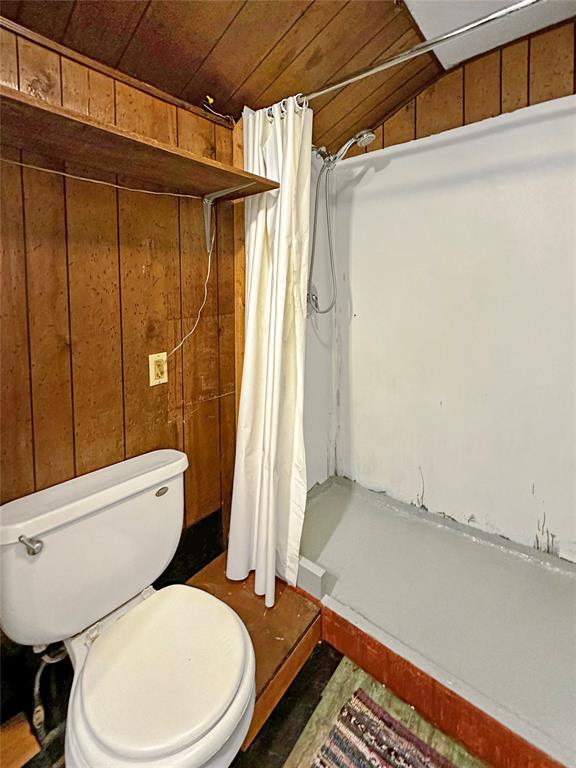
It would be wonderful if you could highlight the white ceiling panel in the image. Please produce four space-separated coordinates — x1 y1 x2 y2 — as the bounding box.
405 0 576 69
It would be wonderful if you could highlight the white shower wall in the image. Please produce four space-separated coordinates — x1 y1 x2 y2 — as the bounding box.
304 96 576 562
304 157 336 490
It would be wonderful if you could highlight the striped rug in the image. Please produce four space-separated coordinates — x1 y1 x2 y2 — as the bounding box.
312 688 456 768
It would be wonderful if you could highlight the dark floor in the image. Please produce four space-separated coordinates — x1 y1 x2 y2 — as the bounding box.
231 643 342 768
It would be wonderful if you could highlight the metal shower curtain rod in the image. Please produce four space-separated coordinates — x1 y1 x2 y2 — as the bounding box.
298 0 545 105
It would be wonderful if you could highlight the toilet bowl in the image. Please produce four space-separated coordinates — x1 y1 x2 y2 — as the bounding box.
0 450 255 768
65 586 255 768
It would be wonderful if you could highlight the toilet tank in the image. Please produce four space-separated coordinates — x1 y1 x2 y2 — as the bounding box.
0 450 188 646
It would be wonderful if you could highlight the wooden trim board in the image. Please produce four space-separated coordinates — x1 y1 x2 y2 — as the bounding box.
241 614 322 751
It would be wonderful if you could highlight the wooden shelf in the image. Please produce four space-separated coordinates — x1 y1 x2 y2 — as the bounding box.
0 86 278 200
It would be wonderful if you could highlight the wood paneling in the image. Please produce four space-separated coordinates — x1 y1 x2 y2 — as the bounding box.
115 81 177 146
0 28 18 88
119 187 181 458
1 0 442 151
179 192 221 527
1 28 240 529
216 204 235 317
326 58 438 150
61 58 114 123
22 154 75 490
370 20 576 153
178 109 216 158
218 313 235 400
383 101 414 147
118 1 244 97
215 128 237 535
63 1 149 66
311 21 420 142
529 23 575 105
232 200 245 407
257 1 401 118
464 50 501 124
182 313 220 406
183 401 221 527
0 2 21 21
214 124 233 167
502 40 529 113
215 221 234 518
0 19 224 136
66 167 124 475
0 15 230 125
16 0 73 41
232 119 245 434
181 0 312 105
17 36 61 104
219 393 236 537
416 68 463 139
181 257 221 522
371 124 384 151
225 0 346 115
180 200 218 321
0 147 34 503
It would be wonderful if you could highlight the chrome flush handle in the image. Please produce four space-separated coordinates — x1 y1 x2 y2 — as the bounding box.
18 535 44 556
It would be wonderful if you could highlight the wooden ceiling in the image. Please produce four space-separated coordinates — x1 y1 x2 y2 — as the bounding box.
1 0 443 150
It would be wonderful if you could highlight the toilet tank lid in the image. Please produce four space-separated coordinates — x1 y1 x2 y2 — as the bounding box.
0 450 188 545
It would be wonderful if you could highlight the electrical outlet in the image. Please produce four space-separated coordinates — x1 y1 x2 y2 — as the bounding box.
148 353 168 386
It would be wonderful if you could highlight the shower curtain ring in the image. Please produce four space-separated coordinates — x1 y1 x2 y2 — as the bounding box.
295 93 308 111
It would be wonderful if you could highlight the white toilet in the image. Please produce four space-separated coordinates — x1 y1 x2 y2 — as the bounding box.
0 450 255 767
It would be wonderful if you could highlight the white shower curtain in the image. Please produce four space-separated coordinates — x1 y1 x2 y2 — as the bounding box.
226 96 313 607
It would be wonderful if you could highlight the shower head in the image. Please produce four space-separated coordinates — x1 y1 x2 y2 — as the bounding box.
333 129 376 162
356 129 377 147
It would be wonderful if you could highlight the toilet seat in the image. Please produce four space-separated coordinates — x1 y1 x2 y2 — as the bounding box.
67 585 255 767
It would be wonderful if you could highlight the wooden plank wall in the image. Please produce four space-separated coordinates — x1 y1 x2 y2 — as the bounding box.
345 20 576 157
0 29 242 536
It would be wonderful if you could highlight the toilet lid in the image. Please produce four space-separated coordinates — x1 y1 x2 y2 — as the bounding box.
80 585 247 760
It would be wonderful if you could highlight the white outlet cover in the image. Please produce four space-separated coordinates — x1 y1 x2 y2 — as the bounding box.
148 352 168 386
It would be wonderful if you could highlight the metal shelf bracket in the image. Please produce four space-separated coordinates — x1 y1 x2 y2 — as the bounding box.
202 183 254 251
